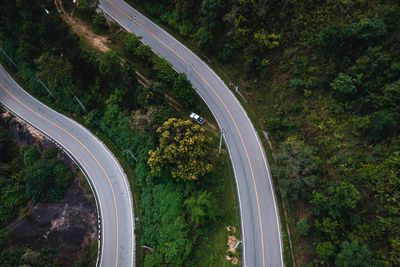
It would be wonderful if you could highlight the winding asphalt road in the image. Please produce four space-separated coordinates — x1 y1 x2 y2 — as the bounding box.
0 64 134 267
99 1 284 266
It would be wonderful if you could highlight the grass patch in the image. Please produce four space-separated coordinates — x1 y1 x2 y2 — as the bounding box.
190 151 242 266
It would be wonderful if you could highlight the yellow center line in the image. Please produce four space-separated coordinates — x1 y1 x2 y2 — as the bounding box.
0 81 120 267
105 1 266 265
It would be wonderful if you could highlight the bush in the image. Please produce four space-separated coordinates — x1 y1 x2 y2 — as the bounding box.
123 33 142 53
367 109 399 142
194 27 213 51
297 217 311 236
0 130 17 164
272 140 318 200
41 147 58 161
23 146 40 166
219 43 233 62
25 161 73 203
173 73 196 108
92 12 107 32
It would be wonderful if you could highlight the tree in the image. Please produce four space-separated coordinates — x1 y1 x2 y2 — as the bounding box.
148 118 212 181
367 109 399 141
97 50 121 80
330 73 358 100
243 43 261 73
25 161 73 203
194 27 213 51
200 0 222 32
0 130 17 164
185 191 220 227
253 30 280 51
123 33 142 53
0 229 9 251
335 240 377 267
41 147 58 161
152 56 177 84
23 146 40 166
297 217 311 236
25 161 55 203
219 43 233 62
134 44 152 60
311 182 361 220
173 73 196 108
272 140 318 200
317 241 336 264
35 52 72 88
92 12 107 32
141 183 192 267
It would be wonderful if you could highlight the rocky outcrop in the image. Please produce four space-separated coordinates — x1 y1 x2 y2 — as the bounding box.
9 180 97 265
0 110 98 265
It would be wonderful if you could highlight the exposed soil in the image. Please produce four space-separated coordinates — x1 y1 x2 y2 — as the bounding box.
54 0 110 52
225 226 239 265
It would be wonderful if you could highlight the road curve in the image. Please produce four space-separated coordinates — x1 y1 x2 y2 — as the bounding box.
99 1 284 266
0 65 134 267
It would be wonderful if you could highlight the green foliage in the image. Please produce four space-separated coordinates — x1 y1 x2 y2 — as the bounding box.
253 30 280 51
272 140 318 200
124 33 142 53
335 240 377 267
25 161 73 203
200 0 222 31
35 52 72 88
297 217 311 236
137 82 165 108
23 146 40 166
389 238 400 266
219 43 233 62
0 229 9 251
173 73 196 108
243 44 261 74
0 246 56 267
92 12 107 32
330 73 358 99
316 241 336 264
142 183 192 267
367 109 399 141
194 27 213 51
311 182 360 220
41 147 58 161
97 50 121 80
0 130 17 164
134 44 152 60
151 56 177 84
148 118 213 181
185 190 220 227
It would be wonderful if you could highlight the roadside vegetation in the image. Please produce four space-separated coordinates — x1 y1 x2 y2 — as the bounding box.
0 1 241 266
0 127 73 266
124 0 400 265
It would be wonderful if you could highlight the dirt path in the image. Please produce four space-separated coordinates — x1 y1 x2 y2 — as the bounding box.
54 0 110 52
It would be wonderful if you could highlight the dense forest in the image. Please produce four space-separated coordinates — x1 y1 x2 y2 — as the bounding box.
0 1 240 266
1 0 399 265
128 0 400 265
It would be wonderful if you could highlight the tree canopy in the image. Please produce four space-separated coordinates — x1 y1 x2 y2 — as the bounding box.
148 118 212 180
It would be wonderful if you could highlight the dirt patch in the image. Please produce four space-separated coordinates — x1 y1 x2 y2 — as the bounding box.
227 235 239 253
225 226 240 265
54 0 110 52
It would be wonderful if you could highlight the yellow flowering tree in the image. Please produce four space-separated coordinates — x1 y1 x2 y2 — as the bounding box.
148 118 212 180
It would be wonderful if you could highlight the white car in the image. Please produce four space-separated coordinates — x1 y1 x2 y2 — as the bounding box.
190 113 205 125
